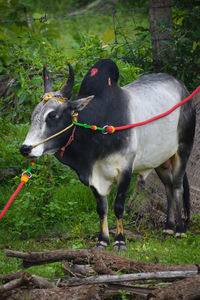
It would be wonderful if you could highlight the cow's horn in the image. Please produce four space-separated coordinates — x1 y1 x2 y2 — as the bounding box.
60 62 74 99
43 64 53 93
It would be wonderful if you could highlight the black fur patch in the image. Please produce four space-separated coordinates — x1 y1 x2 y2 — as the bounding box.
177 86 196 153
78 59 119 98
55 60 130 186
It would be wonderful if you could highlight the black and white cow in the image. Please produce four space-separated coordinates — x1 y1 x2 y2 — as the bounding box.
20 59 196 251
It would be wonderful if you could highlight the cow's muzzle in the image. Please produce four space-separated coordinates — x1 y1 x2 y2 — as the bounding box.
20 145 32 157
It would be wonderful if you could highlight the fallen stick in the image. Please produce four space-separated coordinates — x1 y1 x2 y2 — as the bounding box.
64 270 197 287
0 270 23 281
4 249 199 274
0 272 55 293
0 277 24 294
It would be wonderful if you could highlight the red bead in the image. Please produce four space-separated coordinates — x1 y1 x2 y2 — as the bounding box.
91 125 97 130
106 126 115 134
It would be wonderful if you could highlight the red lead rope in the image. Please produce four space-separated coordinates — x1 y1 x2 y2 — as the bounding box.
114 86 200 131
0 181 26 219
73 86 200 134
0 162 35 219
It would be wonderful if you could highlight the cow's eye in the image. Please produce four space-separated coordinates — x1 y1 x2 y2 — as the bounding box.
47 111 57 120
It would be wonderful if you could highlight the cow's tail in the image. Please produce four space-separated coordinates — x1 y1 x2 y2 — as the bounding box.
183 172 190 227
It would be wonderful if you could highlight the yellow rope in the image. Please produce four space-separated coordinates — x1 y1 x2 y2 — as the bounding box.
31 123 74 149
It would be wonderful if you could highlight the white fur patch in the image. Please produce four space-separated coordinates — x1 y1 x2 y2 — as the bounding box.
123 79 180 174
89 152 132 196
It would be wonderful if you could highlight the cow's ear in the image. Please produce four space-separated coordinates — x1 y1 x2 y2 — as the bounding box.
69 95 94 112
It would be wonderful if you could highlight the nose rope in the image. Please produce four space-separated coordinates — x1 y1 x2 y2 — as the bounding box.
30 113 78 149
30 123 74 149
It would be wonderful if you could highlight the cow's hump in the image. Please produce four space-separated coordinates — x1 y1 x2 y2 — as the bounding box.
78 59 119 97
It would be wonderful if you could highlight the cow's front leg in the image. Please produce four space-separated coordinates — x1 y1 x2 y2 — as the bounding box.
91 187 109 250
113 169 132 252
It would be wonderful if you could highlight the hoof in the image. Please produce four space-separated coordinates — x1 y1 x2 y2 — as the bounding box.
113 241 126 252
175 232 187 239
163 229 174 237
93 241 107 250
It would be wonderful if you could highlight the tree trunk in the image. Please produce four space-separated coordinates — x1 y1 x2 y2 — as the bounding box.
149 0 173 71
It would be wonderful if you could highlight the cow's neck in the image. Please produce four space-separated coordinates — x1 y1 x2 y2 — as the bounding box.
55 86 130 186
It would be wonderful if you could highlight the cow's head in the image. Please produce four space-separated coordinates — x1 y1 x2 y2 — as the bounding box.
20 63 93 158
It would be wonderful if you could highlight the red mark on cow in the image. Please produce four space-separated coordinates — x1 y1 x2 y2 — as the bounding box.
91 68 98 77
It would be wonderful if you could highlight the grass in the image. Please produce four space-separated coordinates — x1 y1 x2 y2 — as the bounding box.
1 224 200 280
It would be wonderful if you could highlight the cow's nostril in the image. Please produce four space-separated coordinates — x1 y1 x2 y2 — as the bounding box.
20 145 32 156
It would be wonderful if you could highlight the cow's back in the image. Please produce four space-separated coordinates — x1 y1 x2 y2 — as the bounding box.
123 74 191 176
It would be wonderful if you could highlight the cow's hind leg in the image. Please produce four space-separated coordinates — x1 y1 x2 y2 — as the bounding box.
113 168 132 252
171 153 190 237
173 89 195 236
155 165 175 236
91 187 109 250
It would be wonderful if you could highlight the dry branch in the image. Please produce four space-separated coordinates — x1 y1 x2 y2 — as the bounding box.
64 270 197 287
4 249 199 274
0 270 23 281
0 277 24 294
22 273 56 289
0 272 55 294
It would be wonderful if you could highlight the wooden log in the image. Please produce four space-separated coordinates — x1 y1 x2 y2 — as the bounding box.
148 274 200 300
0 270 23 281
64 270 197 287
22 272 56 289
0 272 55 294
4 249 199 274
0 277 24 294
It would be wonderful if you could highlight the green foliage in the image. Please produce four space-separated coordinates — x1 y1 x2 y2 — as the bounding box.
154 0 200 90
0 155 98 239
0 26 68 122
0 120 28 169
